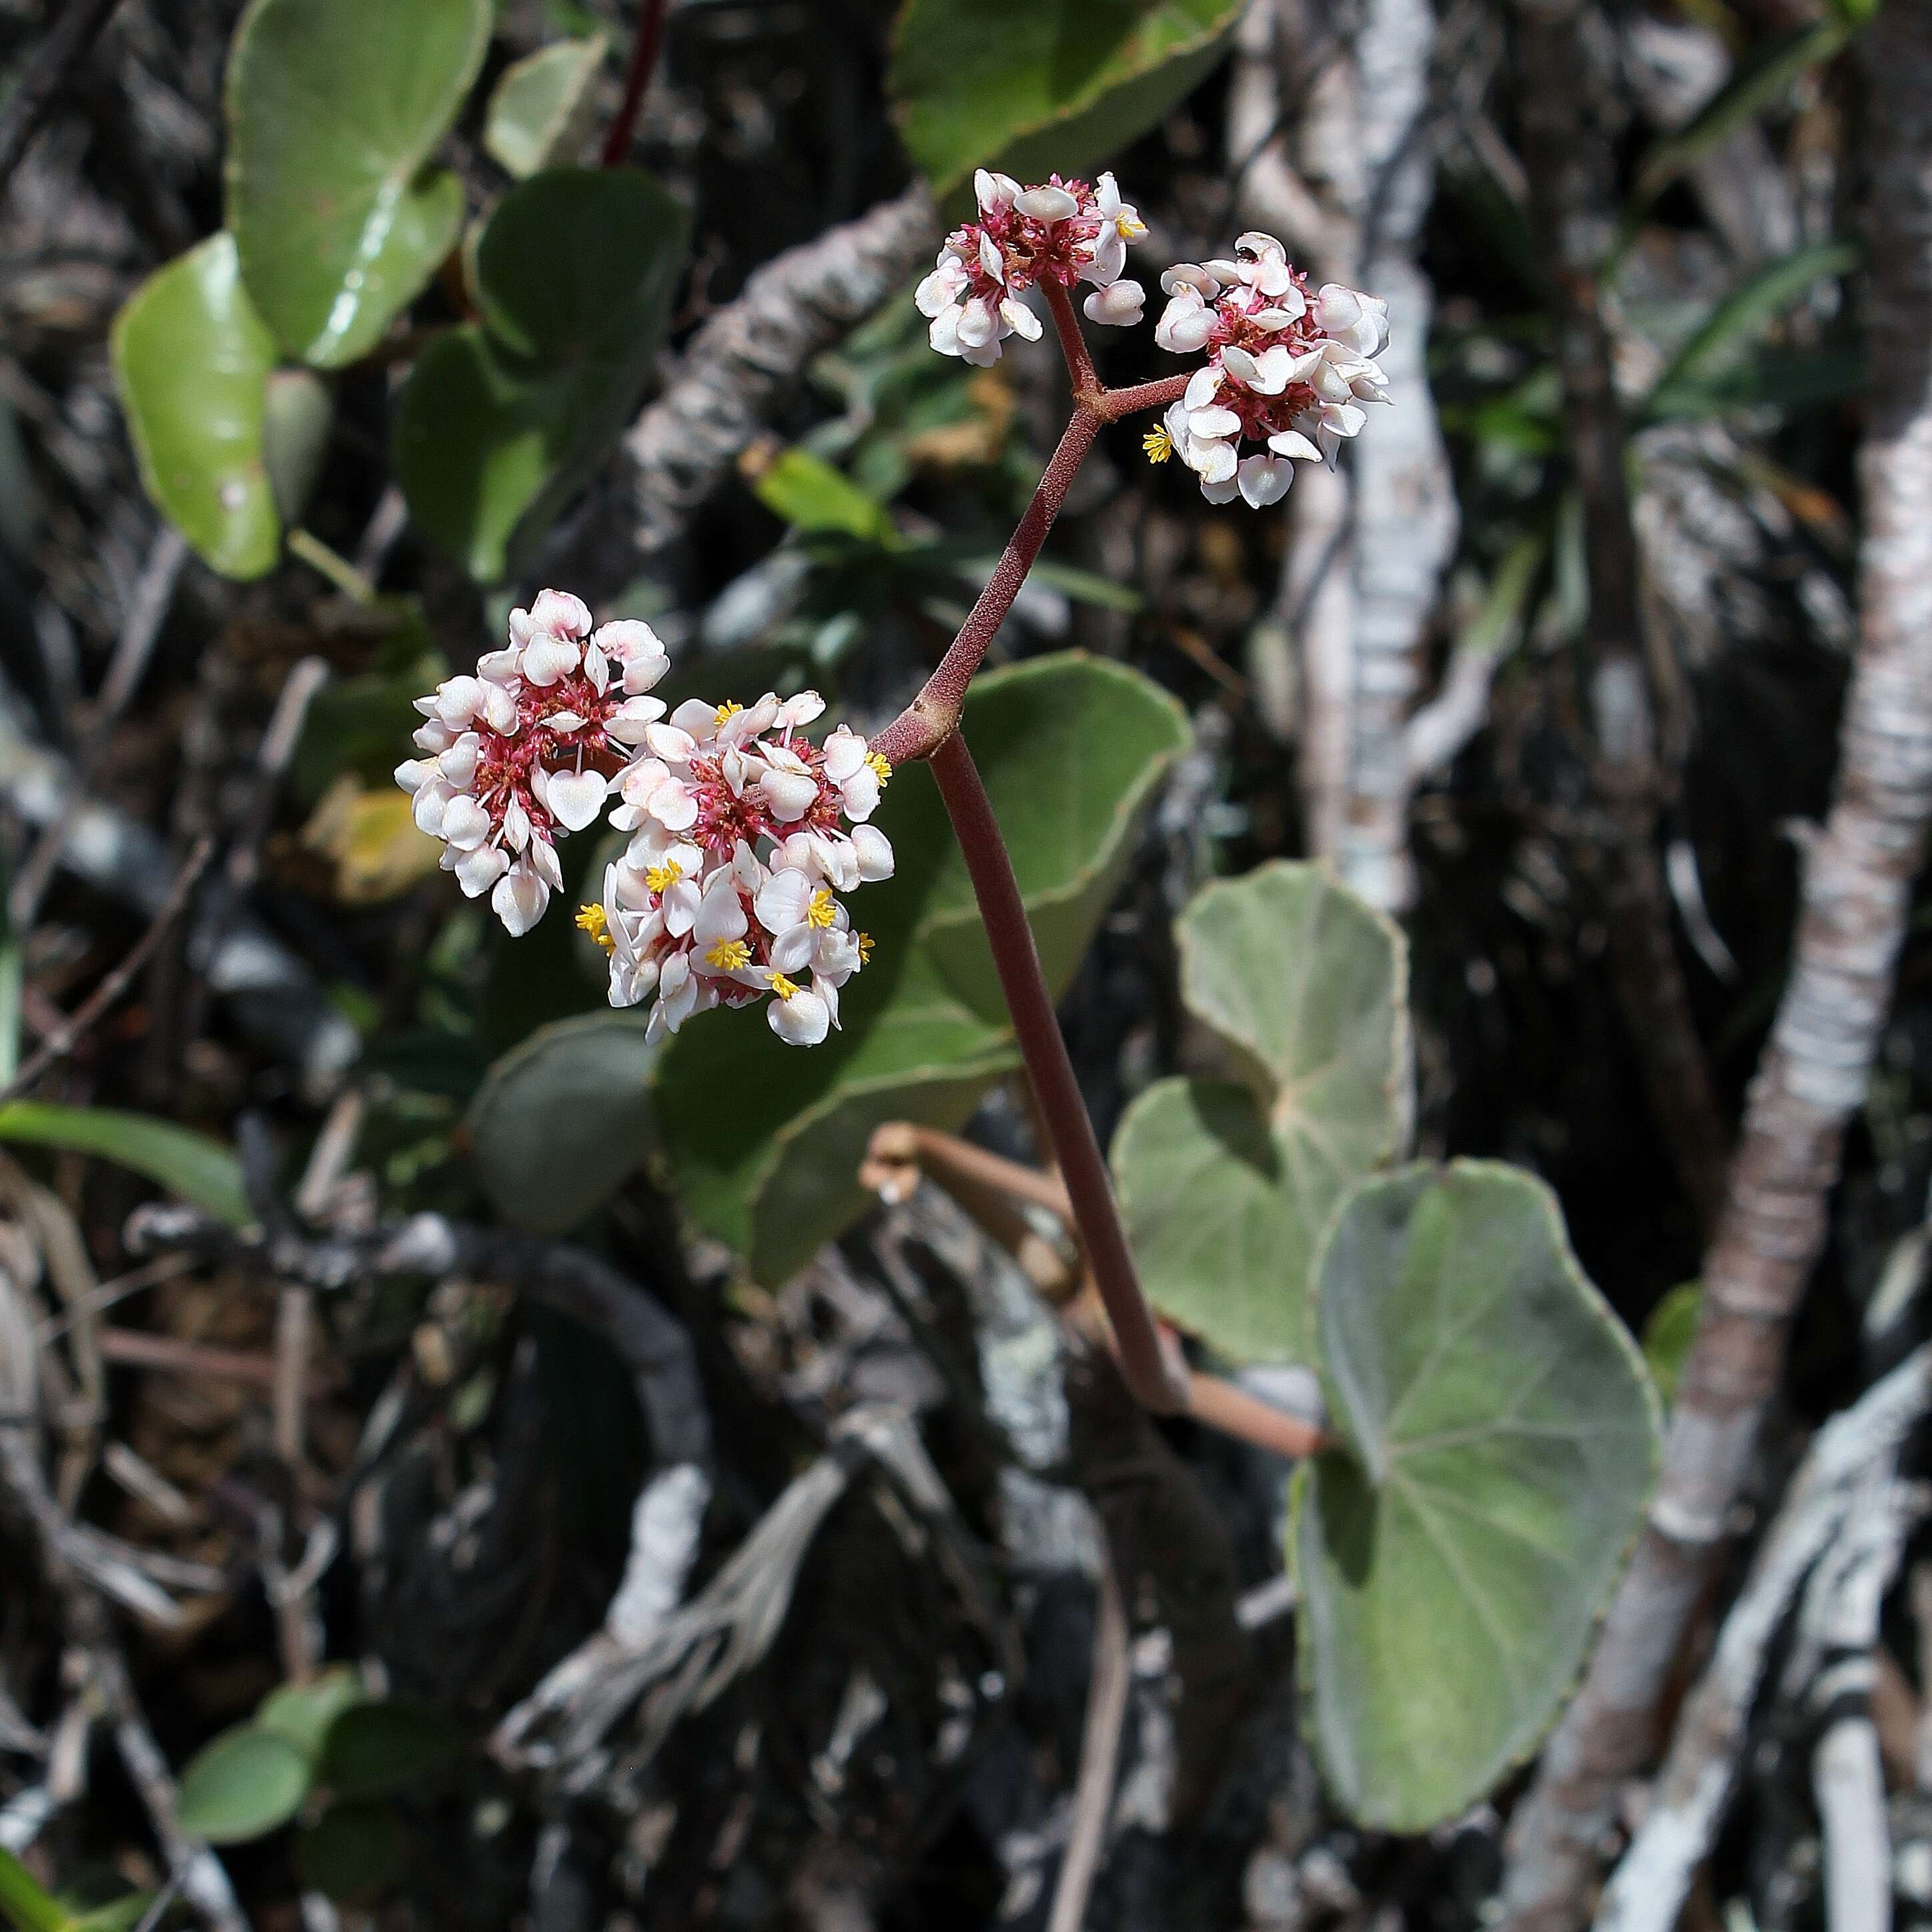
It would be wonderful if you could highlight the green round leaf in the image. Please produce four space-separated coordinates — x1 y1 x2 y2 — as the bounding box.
1292 1162 1662 1831
484 36 608 179
295 1803 405 1902
395 167 690 581
466 1009 658 1232
110 234 280 580
0 1103 250 1227
654 654 1183 1284
319 1703 462 1802
257 1666 366 1759
890 0 1242 199
176 1725 313 1843
1113 863 1408 1363
225 0 491 367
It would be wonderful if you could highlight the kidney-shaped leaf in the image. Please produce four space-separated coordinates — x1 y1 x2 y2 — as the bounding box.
177 1725 313 1843
484 36 608 179
111 235 280 580
395 167 688 581
653 652 1183 1283
891 0 1242 198
1292 1162 1661 1832
1113 863 1408 1363
226 0 490 366
466 1009 658 1232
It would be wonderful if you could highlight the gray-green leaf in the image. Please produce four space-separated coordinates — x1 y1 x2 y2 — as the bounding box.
1292 1162 1661 1831
1112 863 1408 1362
394 167 688 582
225 0 491 367
176 1725 313 1843
110 235 281 580
466 1009 657 1232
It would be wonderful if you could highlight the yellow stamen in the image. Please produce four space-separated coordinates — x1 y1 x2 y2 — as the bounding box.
806 889 837 930
1143 424 1173 464
769 971 801 1001
714 700 744 726
705 939 751 971
1117 213 1148 240
856 932 875 964
865 751 892 787
643 858 683 895
575 903 614 953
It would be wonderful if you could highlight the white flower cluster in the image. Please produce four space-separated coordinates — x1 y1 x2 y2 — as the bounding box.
1150 234 1390 504
396 592 894 1047
916 169 1148 366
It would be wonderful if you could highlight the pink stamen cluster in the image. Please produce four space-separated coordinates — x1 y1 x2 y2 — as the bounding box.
1151 233 1392 506
396 593 894 1047
916 168 1148 365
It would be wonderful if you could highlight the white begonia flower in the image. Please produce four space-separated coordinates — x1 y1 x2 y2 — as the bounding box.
1083 280 1145 327
1314 283 1391 356
1085 173 1147 286
492 861 549 938
1154 284 1215 354
765 975 831 1047
975 169 1020 213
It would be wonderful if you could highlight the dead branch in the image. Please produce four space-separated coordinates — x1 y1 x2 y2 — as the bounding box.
1501 8 1932 1919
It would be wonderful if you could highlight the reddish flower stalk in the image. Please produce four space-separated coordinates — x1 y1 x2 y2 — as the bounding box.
872 284 1202 1415
930 734 1188 1414
600 0 670 168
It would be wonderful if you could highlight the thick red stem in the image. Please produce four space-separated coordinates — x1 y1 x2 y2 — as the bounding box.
869 408 1101 765
600 0 669 167
927 733 1189 1415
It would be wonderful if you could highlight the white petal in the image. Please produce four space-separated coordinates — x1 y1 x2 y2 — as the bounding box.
979 231 1007 284
1183 365 1220 412
438 734 481 787
1015 184 1078 221
1083 280 1144 327
412 781 453 836
755 868 813 934
775 690 826 729
1000 297 1043 342
838 765 881 823
1220 344 1260 387
1160 264 1222 297
761 767 819 823
545 768 608 832
1237 454 1292 508
974 169 1018 213
694 875 749 947
929 306 965 358
851 824 895 882
521 632 580 686
770 925 816 975
492 863 549 937
606 695 669 744
768 987 830 1046
434 676 483 729
1268 429 1324 462
821 725 867 784
480 682 520 733
455 843 510 897
1188 406 1242 440
648 778 700 832
644 722 698 761
394 759 434 793
529 588 592 638
441 795 490 851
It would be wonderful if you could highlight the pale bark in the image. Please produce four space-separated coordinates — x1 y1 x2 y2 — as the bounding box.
1500 5 1932 1921
626 184 938 554
1232 0 1456 909
1592 1352 1931 1932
